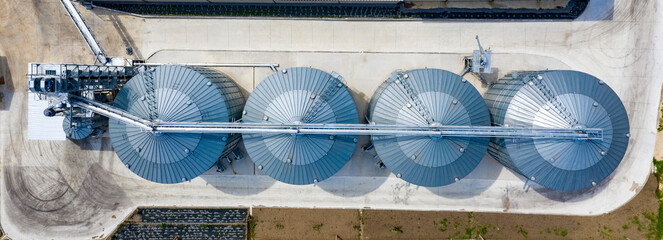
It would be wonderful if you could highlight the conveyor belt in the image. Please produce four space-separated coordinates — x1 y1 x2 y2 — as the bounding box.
60 0 107 64
69 95 603 140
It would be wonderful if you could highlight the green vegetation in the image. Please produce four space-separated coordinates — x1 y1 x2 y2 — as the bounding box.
275 223 284 230
549 226 567 237
248 217 257 240
657 201 663 240
516 225 528 238
312 223 323 231
654 157 663 239
462 212 491 239
356 211 364 238
390 226 403 234
658 107 663 131
160 223 166 229
438 218 448 233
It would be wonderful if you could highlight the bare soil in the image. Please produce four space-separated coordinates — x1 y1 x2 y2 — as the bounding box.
251 208 361 240
252 174 658 240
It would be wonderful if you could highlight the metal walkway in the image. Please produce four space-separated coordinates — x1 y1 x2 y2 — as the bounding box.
60 0 108 64
69 95 603 140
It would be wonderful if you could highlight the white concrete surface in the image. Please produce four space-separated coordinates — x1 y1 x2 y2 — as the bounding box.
27 93 65 140
2 0 663 239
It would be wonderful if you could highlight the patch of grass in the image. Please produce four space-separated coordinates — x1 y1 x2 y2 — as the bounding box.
632 216 643 231
356 211 364 238
516 225 528 238
200 224 207 229
551 226 567 236
160 223 166 229
275 223 284 230
312 223 323 231
440 218 448 227
622 224 630 230
656 201 663 240
390 226 403 234
248 217 257 240
654 157 663 239
438 218 449 233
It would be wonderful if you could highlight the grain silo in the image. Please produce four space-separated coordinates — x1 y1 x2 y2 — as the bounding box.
368 69 491 187
242 67 359 185
63 114 104 140
109 65 244 184
484 70 630 191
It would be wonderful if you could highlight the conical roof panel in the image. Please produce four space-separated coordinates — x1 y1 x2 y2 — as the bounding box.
243 67 359 185
484 70 630 191
369 68 491 187
109 65 244 184
62 115 96 140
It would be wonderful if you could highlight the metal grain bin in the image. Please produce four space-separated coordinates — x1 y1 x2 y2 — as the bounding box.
368 68 491 187
109 65 244 184
484 70 630 191
63 115 103 140
242 67 359 185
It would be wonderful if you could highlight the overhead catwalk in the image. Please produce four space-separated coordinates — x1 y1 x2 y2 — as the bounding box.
368 68 491 187
109 65 244 183
484 71 630 191
242 67 359 185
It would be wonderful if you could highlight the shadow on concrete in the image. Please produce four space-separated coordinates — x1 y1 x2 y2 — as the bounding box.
108 14 143 59
1 56 14 111
318 86 391 197
532 169 611 202
69 134 115 152
426 155 503 199
201 174 278 196
317 143 392 197
575 0 614 21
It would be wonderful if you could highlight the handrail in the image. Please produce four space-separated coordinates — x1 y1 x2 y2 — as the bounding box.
69 97 602 140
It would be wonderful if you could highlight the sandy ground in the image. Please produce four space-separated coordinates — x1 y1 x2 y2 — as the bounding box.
251 173 658 239
409 0 571 9
0 0 661 239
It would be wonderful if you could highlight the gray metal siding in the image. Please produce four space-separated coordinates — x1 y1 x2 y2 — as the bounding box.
109 65 245 184
242 67 359 185
368 68 490 187
484 70 630 191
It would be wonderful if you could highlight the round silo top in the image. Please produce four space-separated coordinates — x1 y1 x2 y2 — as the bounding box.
368 68 491 187
242 67 359 185
63 115 95 140
486 70 630 191
110 65 243 184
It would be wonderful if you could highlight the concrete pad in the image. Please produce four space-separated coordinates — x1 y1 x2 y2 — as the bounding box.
27 93 65 140
1 0 663 239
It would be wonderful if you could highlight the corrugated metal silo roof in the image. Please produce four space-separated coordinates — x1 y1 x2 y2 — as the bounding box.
369 69 491 187
109 65 244 184
62 115 95 140
484 70 630 191
242 67 359 185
